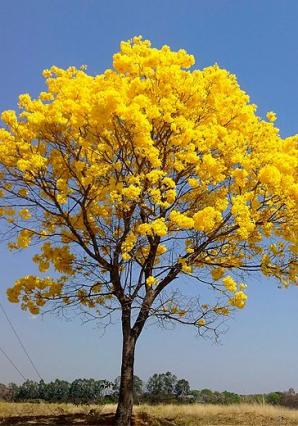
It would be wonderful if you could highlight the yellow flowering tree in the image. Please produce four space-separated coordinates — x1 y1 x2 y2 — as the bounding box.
0 37 297 425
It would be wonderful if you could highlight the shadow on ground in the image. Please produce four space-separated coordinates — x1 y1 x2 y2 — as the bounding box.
0 412 176 426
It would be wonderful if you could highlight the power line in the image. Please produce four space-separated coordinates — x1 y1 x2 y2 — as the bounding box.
0 345 27 381
0 301 43 381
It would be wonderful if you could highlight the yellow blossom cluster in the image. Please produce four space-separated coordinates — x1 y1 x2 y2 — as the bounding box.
258 165 281 188
19 209 31 220
229 291 247 309
7 275 64 314
211 267 225 281
213 306 230 316
179 257 192 274
16 230 33 249
231 196 255 239
169 210 194 229
146 275 157 286
0 36 296 317
137 218 168 237
223 276 237 292
193 207 222 232
266 111 277 122
32 242 75 275
121 232 137 260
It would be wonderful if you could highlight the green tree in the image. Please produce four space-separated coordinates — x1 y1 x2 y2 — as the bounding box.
175 379 191 397
222 390 241 404
147 372 177 397
16 380 39 401
266 392 283 405
45 379 70 402
69 378 109 404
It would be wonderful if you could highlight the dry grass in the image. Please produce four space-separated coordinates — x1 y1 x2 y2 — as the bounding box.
136 403 298 425
1 402 298 425
0 401 115 417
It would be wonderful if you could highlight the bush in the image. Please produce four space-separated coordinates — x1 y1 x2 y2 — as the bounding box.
266 392 283 406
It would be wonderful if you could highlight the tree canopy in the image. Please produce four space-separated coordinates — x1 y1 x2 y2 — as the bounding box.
0 36 297 425
0 37 296 328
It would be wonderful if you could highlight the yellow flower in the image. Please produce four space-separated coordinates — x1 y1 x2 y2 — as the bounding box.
151 218 168 237
122 184 142 199
17 230 32 248
19 209 31 220
146 276 156 286
169 210 194 229
156 244 167 255
258 165 281 187
18 189 28 197
17 159 31 172
213 306 230 316
211 267 225 281
137 223 152 236
223 276 237 292
266 111 277 122
188 178 199 188
193 207 221 232
229 291 247 309
1 36 297 324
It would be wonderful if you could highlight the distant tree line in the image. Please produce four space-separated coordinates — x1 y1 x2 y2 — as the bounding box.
0 373 296 408
0 379 112 404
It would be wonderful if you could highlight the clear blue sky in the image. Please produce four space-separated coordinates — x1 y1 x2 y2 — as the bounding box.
0 0 298 394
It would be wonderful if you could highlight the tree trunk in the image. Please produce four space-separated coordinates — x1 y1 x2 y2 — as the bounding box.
114 323 136 425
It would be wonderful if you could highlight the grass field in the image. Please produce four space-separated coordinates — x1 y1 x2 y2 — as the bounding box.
1 402 298 425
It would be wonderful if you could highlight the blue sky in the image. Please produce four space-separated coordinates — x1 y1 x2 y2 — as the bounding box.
0 0 298 394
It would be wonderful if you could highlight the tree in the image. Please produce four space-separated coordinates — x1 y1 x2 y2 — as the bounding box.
175 379 190 397
147 371 177 397
37 379 47 400
266 392 283 406
0 384 10 401
0 36 297 425
132 376 144 402
45 379 70 402
221 390 241 405
16 380 39 401
6 383 18 402
199 388 215 403
69 378 107 404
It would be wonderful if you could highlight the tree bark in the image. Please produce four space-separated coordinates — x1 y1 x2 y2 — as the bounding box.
114 312 136 426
